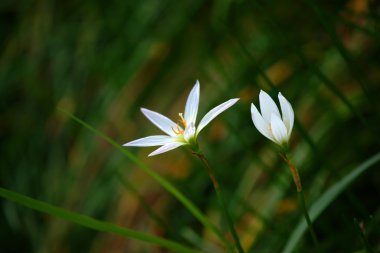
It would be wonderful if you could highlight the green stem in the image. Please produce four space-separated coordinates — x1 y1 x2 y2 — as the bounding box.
0 187 203 253
60 109 228 246
297 190 319 247
193 151 245 253
282 151 319 247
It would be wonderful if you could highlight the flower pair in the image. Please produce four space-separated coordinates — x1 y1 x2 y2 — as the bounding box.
123 81 294 156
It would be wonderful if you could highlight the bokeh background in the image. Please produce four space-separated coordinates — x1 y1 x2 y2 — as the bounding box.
1 0 380 252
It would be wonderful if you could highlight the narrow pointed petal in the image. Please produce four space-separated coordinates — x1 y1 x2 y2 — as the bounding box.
259 90 280 122
123 135 174 147
251 103 275 142
184 80 200 124
141 108 177 137
184 123 196 142
278 92 294 136
270 114 289 145
148 142 185 156
196 98 239 135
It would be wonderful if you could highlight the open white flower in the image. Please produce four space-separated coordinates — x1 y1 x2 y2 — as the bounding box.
251 90 294 146
124 80 239 156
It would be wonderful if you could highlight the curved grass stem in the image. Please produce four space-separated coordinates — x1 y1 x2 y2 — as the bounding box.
193 151 245 253
298 189 319 247
281 152 319 248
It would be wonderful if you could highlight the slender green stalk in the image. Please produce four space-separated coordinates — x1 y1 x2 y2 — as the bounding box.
281 151 319 247
59 108 228 247
0 187 203 253
283 152 380 253
297 190 319 247
116 171 170 232
193 150 245 253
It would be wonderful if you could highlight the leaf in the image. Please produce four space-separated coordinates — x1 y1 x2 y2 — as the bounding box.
0 187 202 253
282 152 380 253
58 108 228 247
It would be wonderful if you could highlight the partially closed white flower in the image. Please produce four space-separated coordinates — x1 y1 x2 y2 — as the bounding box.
124 80 239 156
251 90 294 146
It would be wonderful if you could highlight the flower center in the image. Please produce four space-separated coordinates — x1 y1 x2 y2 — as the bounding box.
172 113 187 135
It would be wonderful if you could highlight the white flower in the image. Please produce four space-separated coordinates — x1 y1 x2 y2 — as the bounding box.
124 80 239 156
251 90 294 146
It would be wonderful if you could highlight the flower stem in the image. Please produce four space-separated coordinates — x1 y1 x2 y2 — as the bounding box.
193 151 245 253
281 151 319 247
298 189 319 247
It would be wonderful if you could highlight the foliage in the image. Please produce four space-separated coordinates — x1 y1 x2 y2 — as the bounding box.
1 0 380 252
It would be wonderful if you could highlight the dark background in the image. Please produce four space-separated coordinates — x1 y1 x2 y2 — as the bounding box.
1 0 379 252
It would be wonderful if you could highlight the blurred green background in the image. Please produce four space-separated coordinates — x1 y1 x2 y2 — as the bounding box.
1 0 380 252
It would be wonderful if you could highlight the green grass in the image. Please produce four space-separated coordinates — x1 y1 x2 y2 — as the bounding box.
1 0 380 252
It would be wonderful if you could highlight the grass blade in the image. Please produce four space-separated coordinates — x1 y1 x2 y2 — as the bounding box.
58 108 228 247
0 187 202 253
115 171 170 233
282 152 380 253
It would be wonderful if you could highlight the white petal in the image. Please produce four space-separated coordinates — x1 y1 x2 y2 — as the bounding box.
270 114 289 145
278 92 294 136
184 80 200 125
141 108 177 137
196 98 239 135
259 90 280 122
148 142 185 156
251 103 275 142
123 135 175 147
184 123 196 142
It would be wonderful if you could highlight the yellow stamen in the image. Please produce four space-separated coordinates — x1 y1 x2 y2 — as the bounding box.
172 124 184 135
179 113 187 128
172 113 187 135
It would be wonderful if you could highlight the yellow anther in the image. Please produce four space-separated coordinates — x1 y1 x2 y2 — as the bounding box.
172 113 187 135
179 113 187 128
172 124 184 135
